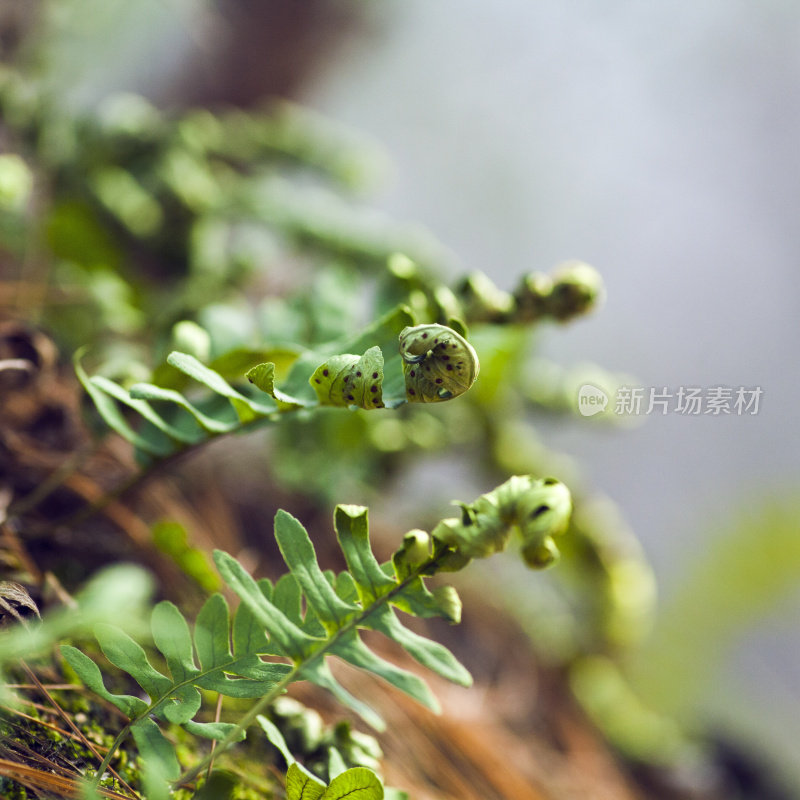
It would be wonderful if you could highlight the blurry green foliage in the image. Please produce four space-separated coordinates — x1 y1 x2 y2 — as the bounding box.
151 520 220 594
628 492 800 720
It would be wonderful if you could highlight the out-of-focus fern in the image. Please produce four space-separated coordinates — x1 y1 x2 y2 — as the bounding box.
259 715 395 800
76 305 483 470
62 476 571 791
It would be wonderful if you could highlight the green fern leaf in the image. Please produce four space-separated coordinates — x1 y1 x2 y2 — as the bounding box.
74 352 172 455
286 762 327 800
213 549 320 662
216 505 471 726
322 767 383 800
67 477 572 787
93 623 173 701
297 659 385 732
332 631 440 712
88 374 203 444
275 509 358 633
60 645 147 718
130 717 180 780
366 605 472 687
128 382 240 433
165 351 277 420
333 506 396 605
256 714 296 765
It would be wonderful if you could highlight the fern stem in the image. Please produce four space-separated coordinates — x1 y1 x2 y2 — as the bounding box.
90 723 133 789
173 666 299 788
173 548 450 789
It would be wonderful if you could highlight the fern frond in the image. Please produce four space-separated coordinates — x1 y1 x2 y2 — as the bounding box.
64 476 571 789
76 305 481 465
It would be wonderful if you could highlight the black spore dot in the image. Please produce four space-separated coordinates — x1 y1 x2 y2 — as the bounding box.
347 394 354 401
422 332 428 338
410 370 416 377
409 388 416 395
372 372 378 379
530 504 550 519
356 371 362 377
370 385 378 393
314 378 321 384
435 378 443 384
323 369 329 377
446 365 453 371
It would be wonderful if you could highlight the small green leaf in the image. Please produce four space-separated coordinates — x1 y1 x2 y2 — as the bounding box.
369 607 472 688
167 351 276 420
286 762 326 800
184 720 246 742
129 382 240 433
331 631 439 712
60 645 147 717
196 668 290 699
93 624 172 700
327 747 348 780
214 549 319 661
231 597 269 657
300 660 385 731
131 717 180 780
272 574 304 627
256 715 295 765
335 506 395 606
246 362 276 394
321 767 384 800
310 347 385 409
246 360 305 408
74 353 172 455
275 510 357 633
151 601 198 682
89 375 202 444
194 593 232 671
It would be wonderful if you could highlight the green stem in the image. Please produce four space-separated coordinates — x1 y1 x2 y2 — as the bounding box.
91 722 133 788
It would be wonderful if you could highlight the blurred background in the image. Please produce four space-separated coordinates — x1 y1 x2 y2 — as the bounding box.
301 1 800 781
2 0 799 795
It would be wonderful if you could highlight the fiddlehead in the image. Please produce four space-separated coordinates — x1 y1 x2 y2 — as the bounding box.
399 323 480 402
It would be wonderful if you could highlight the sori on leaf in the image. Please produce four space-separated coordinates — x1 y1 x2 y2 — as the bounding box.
75 306 480 465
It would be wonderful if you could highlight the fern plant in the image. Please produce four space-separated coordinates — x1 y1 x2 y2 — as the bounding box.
61 476 571 795
74 304 482 465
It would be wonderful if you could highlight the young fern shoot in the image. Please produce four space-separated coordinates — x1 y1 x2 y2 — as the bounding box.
61 476 571 794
